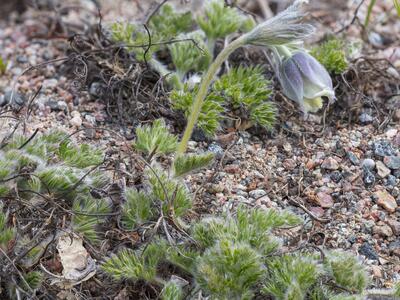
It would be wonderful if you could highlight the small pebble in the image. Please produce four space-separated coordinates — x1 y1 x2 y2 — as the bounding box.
321 157 339 170
375 161 391 178
374 190 397 213
383 156 400 170
207 143 224 159
373 140 396 157
363 169 375 186
359 113 374 124
70 111 82 128
358 242 379 260
362 158 376 170
249 189 267 199
316 192 334 208
347 151 360 165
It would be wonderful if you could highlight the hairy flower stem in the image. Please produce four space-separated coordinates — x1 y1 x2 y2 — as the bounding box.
177 35 246 154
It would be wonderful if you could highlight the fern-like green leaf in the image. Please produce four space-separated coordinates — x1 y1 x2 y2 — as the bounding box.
0 209 15 250
58 141 103 168
197 0 247 43
134 119 178 158
147 169 191 217
23 271 43 291
102 241 166 282
262 255 320 300
168 31 211 79
324 250 369 293
161 281 184 300
121 189 155 229
214 66 276 129
72 196 110 243
173 153 214 177
195 239 264 299
171 86 225 136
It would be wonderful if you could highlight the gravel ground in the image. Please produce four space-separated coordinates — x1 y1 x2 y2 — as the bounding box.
1 0 400 292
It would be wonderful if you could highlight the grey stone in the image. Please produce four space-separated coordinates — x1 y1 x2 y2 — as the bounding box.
383 156 400 170
89 82 105 98
373 140 396 157
249 189 267 199
363 169 375 186
46 99 67 112
362 158 376 170
359 113 374 124
347 151 360 165
4 90 26 109
207 143 224 159
330 171 342 183
358 242 379 260
386 175 397 187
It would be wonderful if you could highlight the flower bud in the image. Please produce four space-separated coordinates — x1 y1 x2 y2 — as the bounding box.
277 50 335 113
244 0 314 47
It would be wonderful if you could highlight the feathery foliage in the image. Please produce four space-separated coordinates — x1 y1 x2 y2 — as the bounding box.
161 281 184 300
263 255 320 300
310 38 348 74
173 153 214 177
102 241 166 283
171 85 225 136
171 66 277 136
58 141 103 168
394 282 400 296
192 206 301 254
168 31 211 78
72 196 111 243
111 4 192 62
147 168 192 217
134 119 178 158
0 208 15 250
23 271 43 291
324 250 369 293
214 66 276 129
195 239 264 300
197 0 247 43
121 189 155 229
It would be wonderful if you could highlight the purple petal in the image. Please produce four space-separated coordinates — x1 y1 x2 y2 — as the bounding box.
278 58 304 103
292 51 333 90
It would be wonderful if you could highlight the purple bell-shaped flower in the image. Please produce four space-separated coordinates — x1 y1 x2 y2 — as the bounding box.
277 50 335 113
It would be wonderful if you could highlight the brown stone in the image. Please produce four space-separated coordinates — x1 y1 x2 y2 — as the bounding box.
321 157 339 170
315 192 334 208
224 164 240 174
374 190 397 213
387 219 400 236
373 224 393 237
375 161 391 178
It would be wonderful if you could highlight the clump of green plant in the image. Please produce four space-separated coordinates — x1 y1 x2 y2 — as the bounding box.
310 38 348 74
98 116 382 298
0 130 111 297
103 195 390 299
197 0 253 52
110 1 271 135
171 66 276 136
171 85 225 136
119 119 213 231
0 131 110 242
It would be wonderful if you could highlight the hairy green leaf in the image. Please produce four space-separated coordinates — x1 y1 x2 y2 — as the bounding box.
134 119 178 158
173 153 214 177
